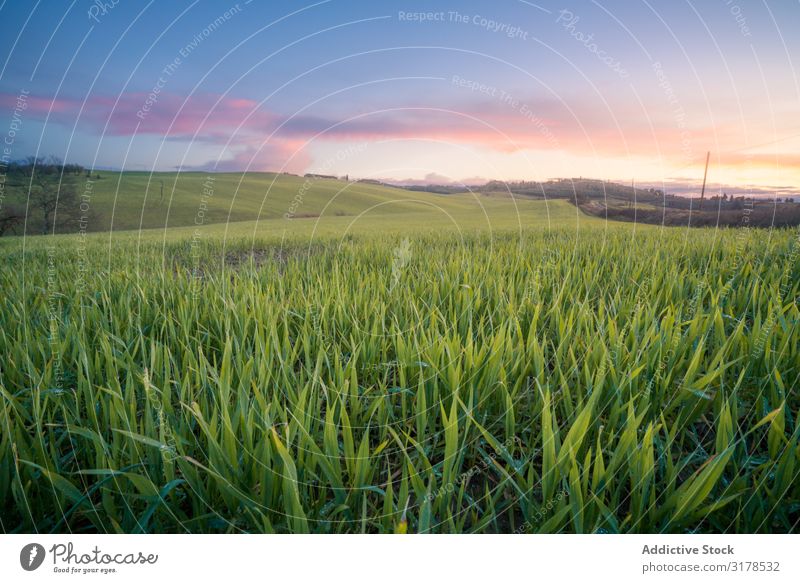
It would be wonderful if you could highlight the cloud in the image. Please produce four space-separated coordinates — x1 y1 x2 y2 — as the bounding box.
190 139 312 174
3 90 798 178
383 172 488 186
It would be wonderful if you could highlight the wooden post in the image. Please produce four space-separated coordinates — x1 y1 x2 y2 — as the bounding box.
630 179 634 208
699 151 710 210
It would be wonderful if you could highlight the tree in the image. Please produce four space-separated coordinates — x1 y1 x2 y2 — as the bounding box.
25 157 85 234
0 204 24 236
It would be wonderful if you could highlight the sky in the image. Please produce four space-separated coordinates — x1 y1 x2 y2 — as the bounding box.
1 0 799 197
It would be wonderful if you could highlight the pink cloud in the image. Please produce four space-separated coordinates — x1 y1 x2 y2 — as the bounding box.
0 91 272 140
4 90 794 175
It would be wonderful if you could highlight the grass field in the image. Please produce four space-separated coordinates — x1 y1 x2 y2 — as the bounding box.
8 170 572 234
1 173 799 533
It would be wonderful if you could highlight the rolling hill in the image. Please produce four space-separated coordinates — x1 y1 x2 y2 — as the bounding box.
2 170 591 238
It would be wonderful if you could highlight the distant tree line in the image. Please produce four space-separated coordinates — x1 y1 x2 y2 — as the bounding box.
0 156 96 236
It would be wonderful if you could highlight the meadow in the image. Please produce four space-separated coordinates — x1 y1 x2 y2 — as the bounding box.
1 176 799 533
5 170 558 234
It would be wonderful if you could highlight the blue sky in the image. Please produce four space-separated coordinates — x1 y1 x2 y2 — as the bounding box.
1 0 798 193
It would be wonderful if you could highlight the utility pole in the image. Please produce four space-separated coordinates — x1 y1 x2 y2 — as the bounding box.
630 178 634 208
699 151 710 210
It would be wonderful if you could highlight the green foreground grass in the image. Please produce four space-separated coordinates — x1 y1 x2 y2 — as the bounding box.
1 197 799 533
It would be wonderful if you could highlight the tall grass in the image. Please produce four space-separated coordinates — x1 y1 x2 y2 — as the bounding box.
1 226 798 533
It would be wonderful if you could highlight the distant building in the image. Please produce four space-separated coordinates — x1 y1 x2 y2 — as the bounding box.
303 173 337 180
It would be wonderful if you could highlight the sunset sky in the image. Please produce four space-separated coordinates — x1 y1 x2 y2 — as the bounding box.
1 0 798 196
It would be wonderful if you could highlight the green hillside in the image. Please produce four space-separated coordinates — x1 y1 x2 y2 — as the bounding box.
2 169 593 238
1 170 454 233
79 171 454 232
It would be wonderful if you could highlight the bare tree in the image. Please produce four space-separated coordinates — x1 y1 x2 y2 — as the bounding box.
25 157 84 234
0 204 24 236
